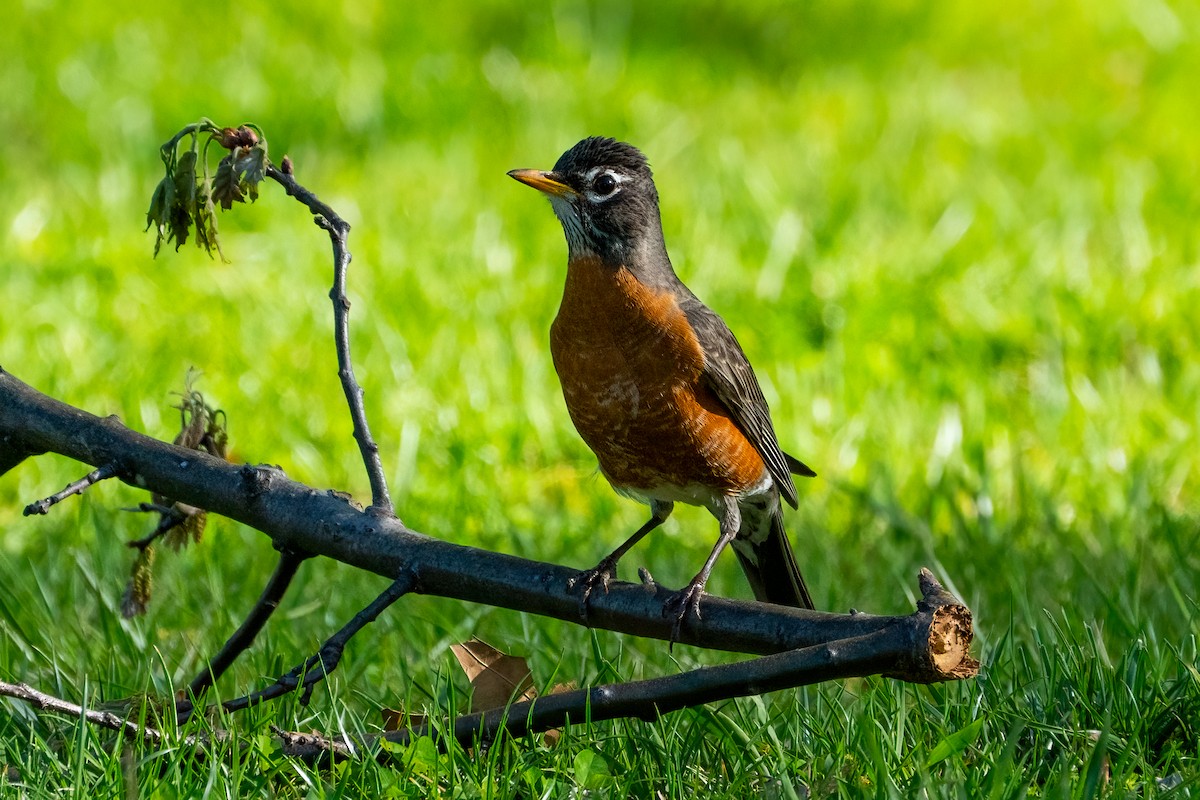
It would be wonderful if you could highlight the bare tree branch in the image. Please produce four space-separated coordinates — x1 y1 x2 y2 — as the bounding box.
23 462 121 515
263 164 392 515
0 367 978 663
0 365 978 761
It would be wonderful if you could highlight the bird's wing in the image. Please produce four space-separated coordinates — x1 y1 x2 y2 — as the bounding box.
677 293 814 509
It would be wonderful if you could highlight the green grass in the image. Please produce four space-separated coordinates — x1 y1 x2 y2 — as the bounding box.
2 0 1199 796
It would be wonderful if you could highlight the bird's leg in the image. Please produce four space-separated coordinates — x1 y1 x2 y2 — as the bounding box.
568 499 673 619
663 497 741 641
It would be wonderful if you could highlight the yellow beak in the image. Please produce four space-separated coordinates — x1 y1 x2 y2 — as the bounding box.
507 169 577 198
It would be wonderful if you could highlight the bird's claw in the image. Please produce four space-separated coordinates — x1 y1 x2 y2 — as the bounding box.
567 557 618 621
662 582 706 644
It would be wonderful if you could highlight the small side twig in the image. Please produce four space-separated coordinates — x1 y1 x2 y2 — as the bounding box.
180 548 311 716
123 502 189 550
23 462 120 516
186 570 416 720
265 164 393 516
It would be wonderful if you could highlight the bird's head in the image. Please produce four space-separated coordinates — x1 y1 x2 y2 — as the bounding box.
509 137 665 266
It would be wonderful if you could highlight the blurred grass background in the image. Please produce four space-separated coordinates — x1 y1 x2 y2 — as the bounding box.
1 0 1198 795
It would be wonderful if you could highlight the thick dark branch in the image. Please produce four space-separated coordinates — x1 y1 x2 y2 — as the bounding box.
184 548 311 704
264 165 392 515
0 435 39 476
0 368 977 664
23 462 120 515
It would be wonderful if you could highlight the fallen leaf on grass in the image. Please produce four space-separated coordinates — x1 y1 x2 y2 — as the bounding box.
450 638 536 713
382 640 576 745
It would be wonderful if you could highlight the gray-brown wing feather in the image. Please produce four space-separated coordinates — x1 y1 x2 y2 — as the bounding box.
678 294 812 508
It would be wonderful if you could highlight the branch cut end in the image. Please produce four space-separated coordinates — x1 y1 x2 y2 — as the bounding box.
892 568 981 683
928 603 979 679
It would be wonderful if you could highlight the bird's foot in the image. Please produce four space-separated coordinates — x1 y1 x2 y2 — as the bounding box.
566 556 619 621
662 581 706 644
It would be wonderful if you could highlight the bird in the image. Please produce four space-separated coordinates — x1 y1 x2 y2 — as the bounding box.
508 136 817 633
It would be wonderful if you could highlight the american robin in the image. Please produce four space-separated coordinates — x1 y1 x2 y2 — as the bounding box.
509 137 817 630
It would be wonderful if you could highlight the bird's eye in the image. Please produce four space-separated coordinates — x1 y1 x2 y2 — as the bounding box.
593 172 618 196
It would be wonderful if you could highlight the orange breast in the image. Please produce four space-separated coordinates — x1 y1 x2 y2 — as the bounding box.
549 256 766 499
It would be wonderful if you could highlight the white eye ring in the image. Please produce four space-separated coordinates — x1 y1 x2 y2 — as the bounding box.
583 167 623 202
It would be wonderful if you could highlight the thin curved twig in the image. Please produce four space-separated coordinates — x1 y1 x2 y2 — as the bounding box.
182 547 311 713
196 571 416 719
263 164 393 515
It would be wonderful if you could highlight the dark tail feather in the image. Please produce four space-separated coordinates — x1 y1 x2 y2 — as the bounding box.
732 508 815 609
784 451 817 478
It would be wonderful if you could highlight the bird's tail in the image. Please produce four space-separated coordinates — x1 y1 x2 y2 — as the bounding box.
731 500 814 610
